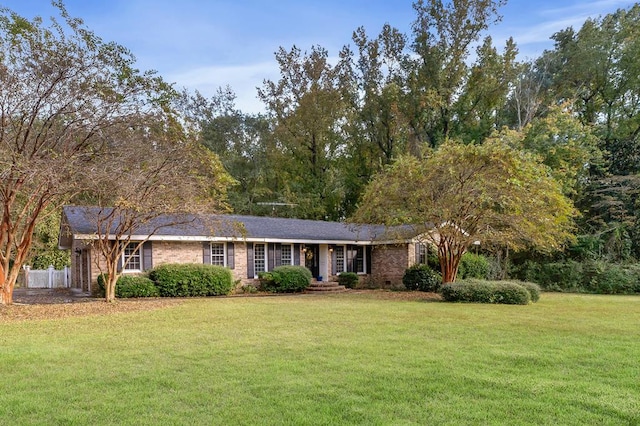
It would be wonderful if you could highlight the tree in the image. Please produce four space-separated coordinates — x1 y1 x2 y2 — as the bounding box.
0 3 177 304
258 45 348 220
78 117 233 303
548 5 640 175
406 0 510 147
352 138 577 282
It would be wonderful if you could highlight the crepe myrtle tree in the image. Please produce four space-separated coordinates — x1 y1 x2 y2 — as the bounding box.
0 3 187 304
79 116 234 303
351 136 577 283
0 2 232 304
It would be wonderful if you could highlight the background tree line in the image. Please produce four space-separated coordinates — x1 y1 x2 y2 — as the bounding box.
185 1 640 277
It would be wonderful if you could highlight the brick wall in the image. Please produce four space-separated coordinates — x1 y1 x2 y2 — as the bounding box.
84 240 255 292
371 244 411 289
153 241 202 265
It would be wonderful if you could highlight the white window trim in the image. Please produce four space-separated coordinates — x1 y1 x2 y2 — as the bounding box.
254 243 267 278
210 242 227 267
335 245 367 275
280 243 294 266
122 242 142 273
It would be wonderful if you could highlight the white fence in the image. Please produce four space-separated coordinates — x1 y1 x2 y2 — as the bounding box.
23 266 70 289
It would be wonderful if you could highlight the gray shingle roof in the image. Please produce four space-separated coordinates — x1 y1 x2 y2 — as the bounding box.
62 206 396 243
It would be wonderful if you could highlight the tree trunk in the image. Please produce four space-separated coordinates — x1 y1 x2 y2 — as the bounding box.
439 240 462 283
0 279 13 305
105 274 118 303
0 263 14 305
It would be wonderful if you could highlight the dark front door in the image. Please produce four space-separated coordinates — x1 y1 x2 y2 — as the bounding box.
304 244 320 279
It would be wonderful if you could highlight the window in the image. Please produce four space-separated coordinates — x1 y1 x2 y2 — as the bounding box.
210 243 225 266
417 243 428 264
337 245 366 274
123 242 141 272
254 243 266 276
335 246 345 273
281 244 293 265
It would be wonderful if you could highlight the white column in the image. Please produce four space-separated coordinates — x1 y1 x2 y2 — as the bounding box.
318 244 330 282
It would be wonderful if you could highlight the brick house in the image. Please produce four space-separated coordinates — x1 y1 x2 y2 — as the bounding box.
59 206 424 294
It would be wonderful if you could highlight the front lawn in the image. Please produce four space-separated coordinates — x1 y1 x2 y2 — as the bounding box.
0 292 638 425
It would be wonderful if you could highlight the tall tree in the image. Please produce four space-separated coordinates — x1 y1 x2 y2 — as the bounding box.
406 0 510 147
258 45 347 219
0 3 174 304
549 5 640 175
352 137 576 283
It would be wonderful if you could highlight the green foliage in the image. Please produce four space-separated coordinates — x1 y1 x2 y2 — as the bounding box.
29 212 71 270
337 272 359 289
148 264 234 297
441 279 531 305
259 266 312 293
402 264 442 292
513 259 640 294
97 274 159 298
353 138 577 283
458 253 490 279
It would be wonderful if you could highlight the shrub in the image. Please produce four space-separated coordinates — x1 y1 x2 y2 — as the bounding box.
402 264 442 292
512 259 640 294
148 263 234 297
441 279 531 305
513 281 541 302
259 266 312 293
337 272 359 289
97 274 159 298
458 253 490 279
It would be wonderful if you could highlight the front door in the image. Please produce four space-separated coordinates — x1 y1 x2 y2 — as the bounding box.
304 244 320 279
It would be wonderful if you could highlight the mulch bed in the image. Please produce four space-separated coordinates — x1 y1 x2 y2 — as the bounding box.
1 288 440 322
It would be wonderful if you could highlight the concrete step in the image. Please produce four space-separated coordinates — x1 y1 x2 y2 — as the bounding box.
305 281 347 293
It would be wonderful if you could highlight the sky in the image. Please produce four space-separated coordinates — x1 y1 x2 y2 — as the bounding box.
1 0 636 113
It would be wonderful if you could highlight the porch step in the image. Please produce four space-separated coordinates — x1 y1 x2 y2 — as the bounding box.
305 281 347 293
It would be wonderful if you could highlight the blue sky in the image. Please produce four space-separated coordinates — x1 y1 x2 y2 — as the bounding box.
1 0 635 113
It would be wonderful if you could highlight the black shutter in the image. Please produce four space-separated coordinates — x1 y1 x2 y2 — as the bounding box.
275 243 282 267
227 242 235 269
203 242 211 264
142 241 153 271
331 248 337 276
366 246 372 274
247 243 254 278
268 243 275 271
294 244 300 265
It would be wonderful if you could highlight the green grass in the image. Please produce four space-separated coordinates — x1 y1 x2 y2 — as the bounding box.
1 293 639 425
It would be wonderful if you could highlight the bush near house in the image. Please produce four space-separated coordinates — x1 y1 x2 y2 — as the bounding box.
259 266 312 293
402 264 442 292
149 263 234 297
458 253 490 279
337 272 359 289
441 279 532 305
97 274 159 298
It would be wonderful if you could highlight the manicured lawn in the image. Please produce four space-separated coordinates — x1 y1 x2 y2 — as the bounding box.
0 292 638 425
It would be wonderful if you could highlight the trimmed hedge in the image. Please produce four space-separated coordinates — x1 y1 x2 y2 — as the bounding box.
97 274 159 298
259 265 312 293
148 263 234 297
403 264 442 292
337 272 359 289
441 279 531 305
